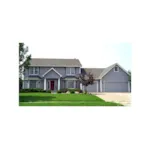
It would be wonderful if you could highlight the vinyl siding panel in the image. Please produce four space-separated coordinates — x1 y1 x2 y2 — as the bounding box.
102 67 129 92
86 81 98 92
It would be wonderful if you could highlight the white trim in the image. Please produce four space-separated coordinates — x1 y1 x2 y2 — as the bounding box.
44 78 46 90
100 79 102 92
42 68 62 77
58 78 60 90
103 80 105 92
64 78 77 80
100 63 130 79
28 80 30 88
80 83 82 90
128 81 130 92
97 81 98 92
79 68 81 74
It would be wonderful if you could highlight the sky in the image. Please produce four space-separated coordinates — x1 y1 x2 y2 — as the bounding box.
0 0 132 71
27 42 131 71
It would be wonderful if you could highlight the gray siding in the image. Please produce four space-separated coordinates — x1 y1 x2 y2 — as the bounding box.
75 68 80 74
25 67 81 77
40 80 44 89
39 67 50 76
45 70 60 78
76 81 80 89
30 80 36 88
60 80 65 89
102 67 129 92
24 80 28 88
86 81 98 92
102 67 129 82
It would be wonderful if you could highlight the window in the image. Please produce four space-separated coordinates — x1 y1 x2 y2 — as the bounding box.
66 80 75 88
35 67 39 74
30 67 34 74
114 66 119 72
66 68 75 75
30 80 36 88
71 68 75 74
29 67 39 75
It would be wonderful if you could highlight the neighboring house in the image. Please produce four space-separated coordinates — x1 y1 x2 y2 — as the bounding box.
23 58 131 92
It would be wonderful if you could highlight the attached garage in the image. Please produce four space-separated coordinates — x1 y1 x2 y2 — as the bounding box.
103 82 128 92
86 81 98 92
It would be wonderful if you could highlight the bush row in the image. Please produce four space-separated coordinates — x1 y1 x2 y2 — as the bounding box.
20 88 51 93
57 88 83 94
20 88 83 94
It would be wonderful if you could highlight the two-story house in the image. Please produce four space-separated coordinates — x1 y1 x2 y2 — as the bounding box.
23 58 131 92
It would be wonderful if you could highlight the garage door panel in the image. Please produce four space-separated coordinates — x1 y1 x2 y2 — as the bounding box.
86 81 97 92
104 82 128 92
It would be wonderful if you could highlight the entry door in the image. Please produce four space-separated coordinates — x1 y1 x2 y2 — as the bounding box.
50 81 54 90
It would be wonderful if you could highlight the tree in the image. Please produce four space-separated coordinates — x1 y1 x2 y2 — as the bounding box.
77 72 95 93
19 43 31 78
19 43 31 89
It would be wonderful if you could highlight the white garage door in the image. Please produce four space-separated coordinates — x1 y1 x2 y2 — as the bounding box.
86 81 98 92
104 82 128 92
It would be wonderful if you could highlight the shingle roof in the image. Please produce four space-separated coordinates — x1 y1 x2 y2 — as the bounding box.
82 63 123 79
99 63 117 79
81 68 105 79
30 58 82 67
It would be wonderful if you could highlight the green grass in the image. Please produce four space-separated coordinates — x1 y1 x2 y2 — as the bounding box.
19 93 123 106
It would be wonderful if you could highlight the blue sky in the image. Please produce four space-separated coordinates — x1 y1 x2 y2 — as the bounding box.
103 43 132 71
15 0 132 71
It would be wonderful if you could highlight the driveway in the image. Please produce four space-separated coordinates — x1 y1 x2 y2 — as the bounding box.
94 93 131 106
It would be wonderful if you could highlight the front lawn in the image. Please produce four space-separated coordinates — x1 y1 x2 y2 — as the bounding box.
19 93 123 106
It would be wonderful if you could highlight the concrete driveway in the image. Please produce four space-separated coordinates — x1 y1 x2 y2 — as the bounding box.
94 93 131 106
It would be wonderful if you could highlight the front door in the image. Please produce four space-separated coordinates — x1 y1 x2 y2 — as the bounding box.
50 81 54 90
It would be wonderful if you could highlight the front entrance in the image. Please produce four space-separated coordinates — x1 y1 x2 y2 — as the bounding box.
50 81 54 90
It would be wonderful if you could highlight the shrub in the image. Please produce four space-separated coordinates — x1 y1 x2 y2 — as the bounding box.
60 88 67 93
46 90 51 93
70 90 75 94
57 90 61 93
20 88 44 93
79 89 83 93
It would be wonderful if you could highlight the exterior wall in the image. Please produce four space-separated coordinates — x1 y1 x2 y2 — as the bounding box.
63 80 79 89
30 80 36 88
60 80 65 89
75 68 80 74
86 81 98 92
24 80 28 88
54 67 66 76
25 67 81 77
40 80 44 89
45 70 60 78
76 81 80 89
102 67 129 92
102 67 129 82
39 67 51 76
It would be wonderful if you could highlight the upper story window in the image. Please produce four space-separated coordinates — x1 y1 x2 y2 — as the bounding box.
29 67 39 75
114 66 119 72
66 67 75 75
